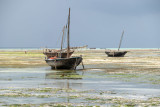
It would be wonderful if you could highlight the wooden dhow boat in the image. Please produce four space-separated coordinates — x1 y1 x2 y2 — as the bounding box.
105 50 128 57
105 30 128 57
45 8 83 70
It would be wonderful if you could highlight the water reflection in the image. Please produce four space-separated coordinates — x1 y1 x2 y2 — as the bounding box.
45 70 84 103
45 70 83 79
45 70 83 90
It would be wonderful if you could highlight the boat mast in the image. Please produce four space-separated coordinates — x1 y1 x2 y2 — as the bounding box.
118 30 124 51
67 8 70 58
60 26 65 58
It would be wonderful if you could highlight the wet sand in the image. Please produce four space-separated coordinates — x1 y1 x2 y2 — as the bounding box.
0 49 160 106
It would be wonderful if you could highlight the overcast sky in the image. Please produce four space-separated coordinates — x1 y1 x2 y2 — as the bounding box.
0 0 160 48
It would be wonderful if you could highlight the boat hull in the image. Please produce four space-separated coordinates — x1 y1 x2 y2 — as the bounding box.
45 57 82 70
105 51 128 57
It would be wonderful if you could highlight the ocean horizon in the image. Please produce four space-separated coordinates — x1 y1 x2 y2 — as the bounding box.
0 47 159 51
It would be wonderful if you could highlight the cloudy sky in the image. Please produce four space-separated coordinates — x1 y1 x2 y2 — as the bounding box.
0 0 160 48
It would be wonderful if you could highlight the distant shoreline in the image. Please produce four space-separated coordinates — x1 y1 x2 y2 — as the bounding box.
0 48 159 51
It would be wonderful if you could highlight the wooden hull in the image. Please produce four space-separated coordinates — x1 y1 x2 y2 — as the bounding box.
45 57 82 70
43 51 74 58
105 51 128 57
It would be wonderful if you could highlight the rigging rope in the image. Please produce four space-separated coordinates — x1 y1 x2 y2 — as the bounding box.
55 30 63 48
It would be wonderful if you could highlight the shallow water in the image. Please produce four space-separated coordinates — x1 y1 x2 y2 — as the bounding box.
0 67 160 106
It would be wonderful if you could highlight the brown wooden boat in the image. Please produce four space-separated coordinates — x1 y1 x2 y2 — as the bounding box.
46 56 82 70
45 8 83 70
105 30 128 57
105 51 128 57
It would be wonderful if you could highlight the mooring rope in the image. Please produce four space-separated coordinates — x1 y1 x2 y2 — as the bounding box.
74 58 78 70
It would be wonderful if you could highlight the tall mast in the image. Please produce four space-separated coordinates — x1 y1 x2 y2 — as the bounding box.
118 30 124 51
61 26 65 51
67 8 70 58
60 26 65 58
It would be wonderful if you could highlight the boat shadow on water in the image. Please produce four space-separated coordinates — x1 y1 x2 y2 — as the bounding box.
45 70 84 80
